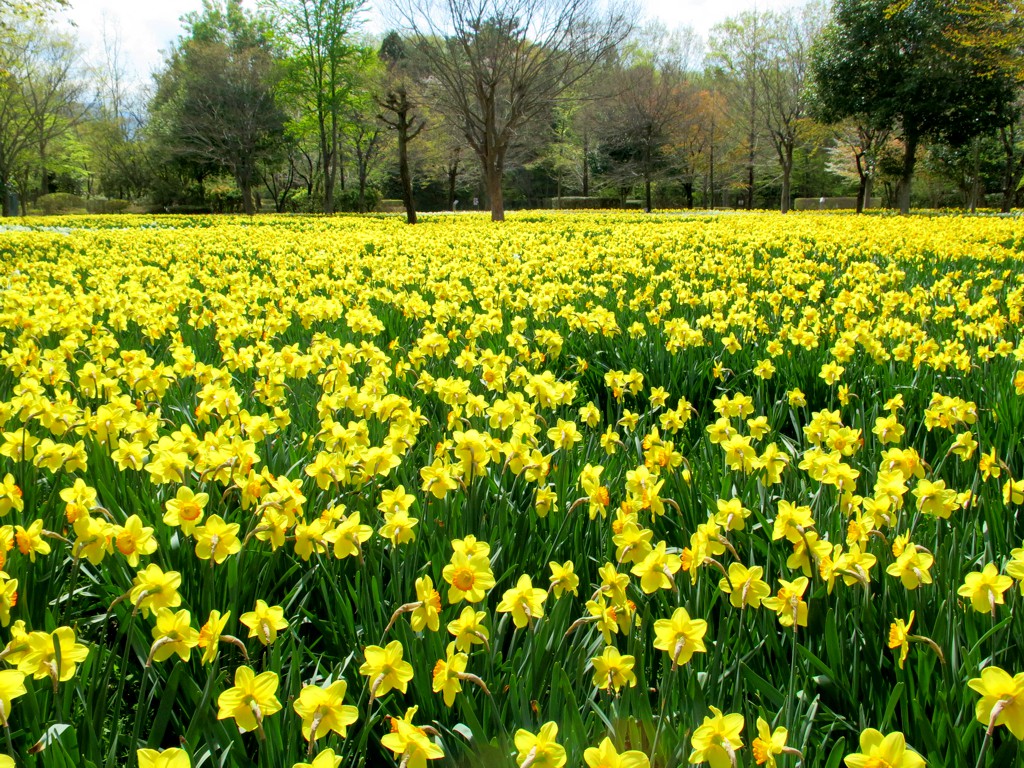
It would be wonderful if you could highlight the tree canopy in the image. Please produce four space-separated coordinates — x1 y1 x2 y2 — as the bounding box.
150 0 287 214
810 0 1019 212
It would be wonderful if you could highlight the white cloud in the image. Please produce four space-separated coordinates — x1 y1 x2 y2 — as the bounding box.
60 0 809 79
61 0 197 81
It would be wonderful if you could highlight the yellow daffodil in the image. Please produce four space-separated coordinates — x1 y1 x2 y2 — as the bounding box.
584 737 649 768
514 721 566 768
359 640 414 698
293 679 358 742
137 748 191 768
239 600 289 646
968 666 1024 739
958 563 1013 615
843 729 924 768
689 707 744 768
497 574 547 628
653 607 707 667
216 665 281 734
590 646 636 693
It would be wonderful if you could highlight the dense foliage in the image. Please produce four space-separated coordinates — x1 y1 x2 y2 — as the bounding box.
4 0 1024 217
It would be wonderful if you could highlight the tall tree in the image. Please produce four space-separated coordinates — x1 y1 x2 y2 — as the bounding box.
592 22 703 211
758 6 822 213
598 61 695 212
342 60 388 213
265 0 367 213
379 31 426 223
708 12 771 210
151 0 286 214
86 19 151 201
810 0 1018 214
826 119 891 212
0 17 84 215
0 0 68 20
391 0 632 221
997 98 1024 211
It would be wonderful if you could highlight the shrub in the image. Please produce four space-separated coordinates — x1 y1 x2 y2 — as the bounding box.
37 192 86 215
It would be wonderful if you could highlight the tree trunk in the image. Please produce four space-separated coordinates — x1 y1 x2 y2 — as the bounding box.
324 157 335 213
447 163 458 210
708 142 715 209
897 131 918 215
747 132 756 209
968 138 981 214
0 177 11 217
484 158 504 222
855 150 867 213
39 141 49 198
779 144 793 214
486 171 504 221
683 181 693 209
582 131 590 197
238 170 255 215
644 178 652 213
1000 126 1024 213
358 165 368 213
397 124 416 224
324 107 339 214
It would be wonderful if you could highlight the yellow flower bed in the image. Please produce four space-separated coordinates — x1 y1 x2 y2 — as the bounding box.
0 211 1021 767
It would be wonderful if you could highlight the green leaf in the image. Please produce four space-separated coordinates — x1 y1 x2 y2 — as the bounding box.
879 682 904 731
740 663 785 709
823 736 847 768
30 724 80 768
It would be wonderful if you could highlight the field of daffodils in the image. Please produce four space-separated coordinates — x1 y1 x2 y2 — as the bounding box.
0 211 1021 768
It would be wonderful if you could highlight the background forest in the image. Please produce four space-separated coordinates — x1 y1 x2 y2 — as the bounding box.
1 0 1023 220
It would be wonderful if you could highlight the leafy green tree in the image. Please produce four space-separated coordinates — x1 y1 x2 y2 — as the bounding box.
0 0 68 22
0 17 84 215
264 0 367 213
809 0 1018 213
150 0 286 214
341 51 389 213
997 98 1024 211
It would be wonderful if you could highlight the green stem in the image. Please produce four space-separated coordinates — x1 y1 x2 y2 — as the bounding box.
650 662 676 762
126 663 154 763
105 609 138 762
3 721 15 764
973 728 992 768
785 628 799 733
59 556 82 626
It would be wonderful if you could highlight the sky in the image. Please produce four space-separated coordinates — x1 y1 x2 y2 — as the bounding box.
61 0 804 83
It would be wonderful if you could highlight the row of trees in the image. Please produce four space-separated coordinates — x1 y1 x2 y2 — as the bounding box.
2 0 1023 220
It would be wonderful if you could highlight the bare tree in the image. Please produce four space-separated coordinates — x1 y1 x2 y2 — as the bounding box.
379 32 426 223
390 0 634 221
708 11 770 210
758 6 823 213
596 22 703 212
598 62 695 211
84 17 151 200
826 119 891 212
